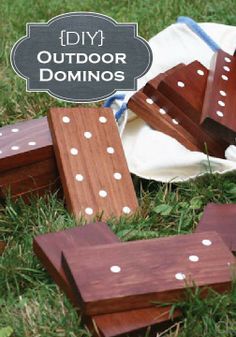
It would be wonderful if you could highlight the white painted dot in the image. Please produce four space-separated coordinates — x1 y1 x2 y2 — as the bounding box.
218 100 225 107
146 98 154 104
216 111 224 117
28 141 36 146
11 128 19 133
0 150 2 154
114 172 122 180
159 108 166 115
75 174 84 182
177 81 185 88
202 239 212 246
224 56 231 63
70 148 78 155
223 65 230 72
110 265 121 273
123 206 131 214
11 146 19 151
99 116 107 123
189 255 199 262
175 273 186 281
62 116 70 123
85 207 93 215
107 147 115 154
172 119 179 125
219 90 226 97
99 190 107 198
84 131 92 139
0 133 2 136
222 75 228 81
197 69 204 76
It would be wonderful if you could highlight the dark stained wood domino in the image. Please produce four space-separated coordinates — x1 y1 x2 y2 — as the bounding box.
157 61 209 124
33 222 120 306
143 62 227 158
0 241 6 255
48 107 138 221
33 223 180 337
9 180 61 203
62 231 235 315
143 63 185 96
92 306 180 337
0 158 59 199
195 203 236 252
0 117 54 173
0 117 59 200
128 89 202 152
201 51 236 144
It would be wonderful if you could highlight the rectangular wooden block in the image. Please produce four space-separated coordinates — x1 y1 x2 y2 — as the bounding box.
33 223 179 337
48 108 138 221
143 63 185 95
201 51 236 144
92 306 180 337
0 117 59 201
9 180 61 203
158 61 209 124
143 62 227 158
33 222 120 306
0 241 6 255
128 90 202 152
0 117 54 173
195 203 236 252
0 158 59 199
62 231 235 315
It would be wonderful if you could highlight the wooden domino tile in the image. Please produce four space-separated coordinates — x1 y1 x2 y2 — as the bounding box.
143 63 185 96
128 89 202 152
158 61 209 124
33 223 180 337
0 158 59 199
195 203 236 252
201 51 236 144
0 241 6 255
92 306 180 337
62 231 235 315
33 222 120 306
0 117 59 200
142 62 227 158
0 117 54 173
48 108 138 221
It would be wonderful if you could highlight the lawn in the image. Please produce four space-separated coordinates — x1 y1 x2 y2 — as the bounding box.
1 0 236 336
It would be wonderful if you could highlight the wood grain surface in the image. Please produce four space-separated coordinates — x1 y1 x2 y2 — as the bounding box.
195 203 236 252
0 158 59 199
48 107 138 221
0 117 53 172
0 241 6 255
33 223 179 337
158 61 208 124
128 90 201 152
201 51 236 144
33 222 119 306
62 231 235 315
92 306 180 337
143 61 227 158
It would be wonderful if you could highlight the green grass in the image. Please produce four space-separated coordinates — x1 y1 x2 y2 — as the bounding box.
1 0 236 336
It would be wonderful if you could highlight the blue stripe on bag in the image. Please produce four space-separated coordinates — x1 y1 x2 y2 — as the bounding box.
177 16 221 52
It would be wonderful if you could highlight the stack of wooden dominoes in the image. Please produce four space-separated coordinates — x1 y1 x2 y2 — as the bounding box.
128 50 236 157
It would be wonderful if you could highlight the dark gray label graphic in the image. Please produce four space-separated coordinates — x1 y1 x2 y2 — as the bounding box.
11 12 152 102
